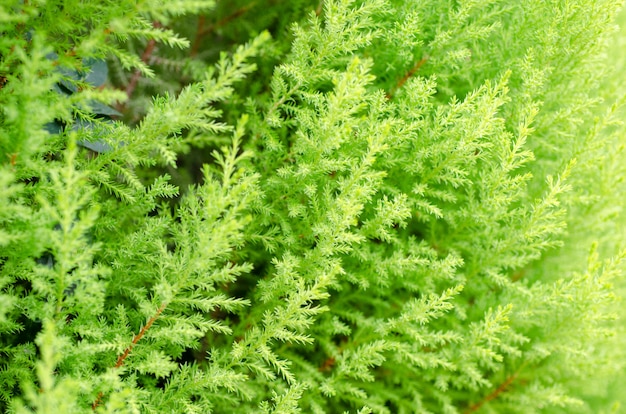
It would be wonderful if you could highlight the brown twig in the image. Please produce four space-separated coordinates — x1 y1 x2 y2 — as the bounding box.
190 15 207 57
315 1 324 16
318 356 335 372
91 302 167 410
386 55 429 100
190 2 257 57
199 3 257 36
7 153 18 167
463 373 518 413
123 21 162 102
511 269 526 283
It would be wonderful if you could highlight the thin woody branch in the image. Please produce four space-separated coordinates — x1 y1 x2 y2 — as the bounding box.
463 372 518 413
386 55 429 100
315 1 324 16
91 302 168 410
191 3 257 57
190 15 207 57
122 21 162 102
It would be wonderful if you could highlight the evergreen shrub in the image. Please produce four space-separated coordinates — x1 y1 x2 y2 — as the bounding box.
2 0 626 412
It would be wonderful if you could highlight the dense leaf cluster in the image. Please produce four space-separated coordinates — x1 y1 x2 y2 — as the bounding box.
1 0 626 413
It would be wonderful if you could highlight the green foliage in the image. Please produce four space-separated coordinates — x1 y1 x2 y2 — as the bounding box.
2 0 626 412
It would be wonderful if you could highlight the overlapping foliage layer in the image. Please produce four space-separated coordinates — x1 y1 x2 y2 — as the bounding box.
1 0 626 413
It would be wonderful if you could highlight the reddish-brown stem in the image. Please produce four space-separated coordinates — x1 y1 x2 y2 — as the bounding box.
315 1 324 16
91 302 167 410
7 153 17 167
318 356 335 372
190 15 206 57
511 269 525 282
115 303 166 368
463 373 518 414
123 22 162 101
191 2 257 57
202 3 257 36
386 55 429 100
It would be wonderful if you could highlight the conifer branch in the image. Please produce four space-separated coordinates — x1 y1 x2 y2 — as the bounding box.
2 0 625 412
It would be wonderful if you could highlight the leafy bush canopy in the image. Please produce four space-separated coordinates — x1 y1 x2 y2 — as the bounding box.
1 0 626 413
